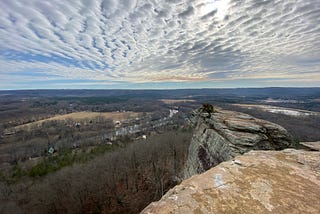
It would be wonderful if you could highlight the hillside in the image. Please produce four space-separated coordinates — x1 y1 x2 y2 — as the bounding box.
1 103 319 213
143 105 319 213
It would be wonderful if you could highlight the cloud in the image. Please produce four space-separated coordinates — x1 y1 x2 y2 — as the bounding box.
0 0 319 88
178 6 195 18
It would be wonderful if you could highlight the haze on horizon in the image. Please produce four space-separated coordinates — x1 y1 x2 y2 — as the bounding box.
0 0 319 90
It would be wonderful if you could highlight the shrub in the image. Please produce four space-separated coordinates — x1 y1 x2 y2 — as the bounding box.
201 103 216 115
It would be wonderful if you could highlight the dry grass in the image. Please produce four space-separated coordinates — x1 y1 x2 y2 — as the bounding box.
160 99 196 104
14 111 142 130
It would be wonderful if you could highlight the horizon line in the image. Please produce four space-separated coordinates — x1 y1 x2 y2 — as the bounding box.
1 86 320 91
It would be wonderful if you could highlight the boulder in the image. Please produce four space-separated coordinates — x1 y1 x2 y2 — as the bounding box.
142 149 320 214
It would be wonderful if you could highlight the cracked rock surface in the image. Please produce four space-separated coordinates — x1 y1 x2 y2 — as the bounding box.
142 149 320 214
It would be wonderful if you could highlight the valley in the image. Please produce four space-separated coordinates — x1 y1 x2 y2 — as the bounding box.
0 88 319 213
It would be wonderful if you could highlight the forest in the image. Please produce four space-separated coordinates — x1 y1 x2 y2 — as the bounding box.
0 88 319 213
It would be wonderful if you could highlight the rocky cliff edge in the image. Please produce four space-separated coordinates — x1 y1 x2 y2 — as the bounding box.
184 107 295 178
142 149 320 214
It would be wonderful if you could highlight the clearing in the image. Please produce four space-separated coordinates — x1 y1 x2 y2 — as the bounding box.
233 104 319 117
13 111 142 130
160 99 196 104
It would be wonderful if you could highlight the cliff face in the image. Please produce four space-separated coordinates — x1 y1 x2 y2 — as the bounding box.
184 108 294 178
142 149 320 214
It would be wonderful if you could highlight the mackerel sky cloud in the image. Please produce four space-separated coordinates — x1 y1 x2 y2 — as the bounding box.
0 0 319 89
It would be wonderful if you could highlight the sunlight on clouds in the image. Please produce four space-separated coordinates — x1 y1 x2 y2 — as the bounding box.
0 0 319 88
198 0 231 20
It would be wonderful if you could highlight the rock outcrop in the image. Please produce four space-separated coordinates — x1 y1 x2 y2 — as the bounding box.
142 149 320 214
300 141 320 151
184 107 294 178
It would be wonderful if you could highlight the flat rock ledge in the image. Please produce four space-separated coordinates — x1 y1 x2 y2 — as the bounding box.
142 149 320 214
300 142 320 151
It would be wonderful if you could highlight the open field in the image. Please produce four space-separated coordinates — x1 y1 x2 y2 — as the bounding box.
232 104 320 117
13 111 142 130
160 99 196 104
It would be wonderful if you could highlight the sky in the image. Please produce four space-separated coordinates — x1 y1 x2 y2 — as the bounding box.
0 0 319 89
